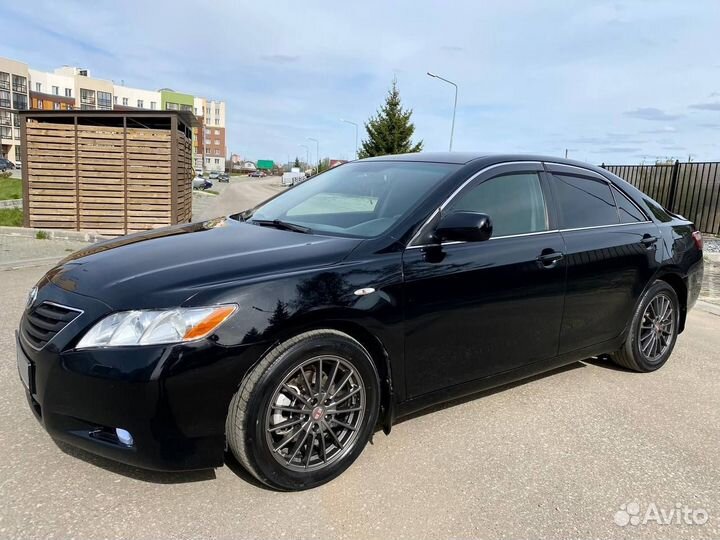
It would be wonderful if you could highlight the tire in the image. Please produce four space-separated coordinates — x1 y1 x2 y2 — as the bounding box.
226 329 380 491
609 280 680 372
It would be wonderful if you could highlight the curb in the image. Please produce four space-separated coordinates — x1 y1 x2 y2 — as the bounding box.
0 198 22 209
0 226 110 243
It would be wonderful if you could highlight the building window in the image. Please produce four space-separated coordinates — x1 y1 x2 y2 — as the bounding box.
13 93 28 110
215 119 220 125
204 128 210 135
35 82 41 92
137 99 144 108
180 104 192 112
12 75 27 93
214 140 220 145
0 126 10 139
206 158 210 164
122 97 128 106
98 91 112 110
215 108 220 116
215 158 220 164
0 72 9 91
0 90 10 108
214 129 219 135
65 88 72 97
80 88 96 108
215 149 220 155
52 85 59 95
204 138 210 145
150 101 156 110
113 95 118 105
0 110 10 126
166 102 179 110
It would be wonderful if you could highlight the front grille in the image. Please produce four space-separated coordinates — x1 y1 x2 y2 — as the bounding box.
21 302 82 350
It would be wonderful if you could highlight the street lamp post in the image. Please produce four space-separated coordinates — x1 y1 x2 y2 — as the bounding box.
307 137 319 173
299 144 310 169
340 119 359 159
427 72 458 152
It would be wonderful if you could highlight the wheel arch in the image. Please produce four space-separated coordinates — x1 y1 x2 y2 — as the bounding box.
261 319 395 435
655 271 688 333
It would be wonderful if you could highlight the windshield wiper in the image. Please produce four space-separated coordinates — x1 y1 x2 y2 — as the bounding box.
250 219 312 234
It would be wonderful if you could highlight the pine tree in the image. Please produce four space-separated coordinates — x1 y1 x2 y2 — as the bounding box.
294 157 300 168
358 79 423 158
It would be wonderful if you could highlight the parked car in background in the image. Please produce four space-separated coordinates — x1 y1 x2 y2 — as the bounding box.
249 171 263 178
195 168 203 177
209 171 220 180
0 158 15 172
15 153 703 491
192 176 213 190
218 173 230 183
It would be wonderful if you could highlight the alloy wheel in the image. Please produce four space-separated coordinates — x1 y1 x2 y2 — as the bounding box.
264 355 366 471
638 293 675 363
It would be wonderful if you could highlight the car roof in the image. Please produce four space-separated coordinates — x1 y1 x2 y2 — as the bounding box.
358 152 604 171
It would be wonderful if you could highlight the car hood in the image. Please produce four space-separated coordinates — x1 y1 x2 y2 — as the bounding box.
47 217 363 310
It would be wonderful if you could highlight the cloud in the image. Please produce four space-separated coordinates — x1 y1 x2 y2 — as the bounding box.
261 54 301 64
624 107 682 121
699 123 720 128
2 0 719 163
640 126 677 134
592 146 641 154
689 102 720 111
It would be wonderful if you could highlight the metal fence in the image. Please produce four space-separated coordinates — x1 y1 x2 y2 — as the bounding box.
601 161 720 235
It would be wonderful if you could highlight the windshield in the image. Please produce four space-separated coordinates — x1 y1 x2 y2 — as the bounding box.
246 161 459 238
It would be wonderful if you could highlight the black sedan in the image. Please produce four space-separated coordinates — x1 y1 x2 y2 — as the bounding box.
17 153 703 491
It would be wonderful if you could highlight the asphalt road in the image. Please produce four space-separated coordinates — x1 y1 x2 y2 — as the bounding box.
192 175 286 222
1 258 719 538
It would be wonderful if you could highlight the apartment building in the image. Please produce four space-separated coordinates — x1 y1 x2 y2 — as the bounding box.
113 85 161 111
1 56 229 170
28 69 75 111
53 66 114 110
0 57 30 162
194 97 227 172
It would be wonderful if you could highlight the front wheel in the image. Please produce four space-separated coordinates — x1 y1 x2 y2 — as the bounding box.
226 329 380 491
609 280 680 372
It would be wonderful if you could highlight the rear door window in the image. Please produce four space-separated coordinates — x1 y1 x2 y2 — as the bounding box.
551 174 619 229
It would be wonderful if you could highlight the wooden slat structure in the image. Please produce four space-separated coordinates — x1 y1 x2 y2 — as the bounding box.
20 110 196 236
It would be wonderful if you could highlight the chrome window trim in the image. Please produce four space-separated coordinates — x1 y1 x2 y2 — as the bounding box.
407 161 542 247
20 301 84 351
406 221 653 250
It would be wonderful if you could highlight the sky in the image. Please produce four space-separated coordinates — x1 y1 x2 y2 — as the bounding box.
2 0 720 165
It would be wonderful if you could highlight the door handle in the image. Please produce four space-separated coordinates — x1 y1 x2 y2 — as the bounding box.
641 234 658 248
536 250 564 268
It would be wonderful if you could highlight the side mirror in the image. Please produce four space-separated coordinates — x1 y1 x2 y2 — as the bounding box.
436 211 493 243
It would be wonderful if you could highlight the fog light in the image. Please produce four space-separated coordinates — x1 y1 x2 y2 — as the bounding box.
115 428 134 446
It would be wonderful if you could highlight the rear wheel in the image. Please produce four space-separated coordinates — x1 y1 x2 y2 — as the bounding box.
226 330 380 491
609 280 680 372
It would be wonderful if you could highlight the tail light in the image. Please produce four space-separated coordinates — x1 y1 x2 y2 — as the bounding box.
692 230 703 251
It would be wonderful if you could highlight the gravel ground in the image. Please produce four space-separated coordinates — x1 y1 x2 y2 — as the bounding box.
703 235 720 254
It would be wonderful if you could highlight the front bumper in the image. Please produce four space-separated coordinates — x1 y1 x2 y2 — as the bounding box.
17 283 268 472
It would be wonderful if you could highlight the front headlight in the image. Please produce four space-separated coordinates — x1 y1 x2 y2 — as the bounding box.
76 305 237 349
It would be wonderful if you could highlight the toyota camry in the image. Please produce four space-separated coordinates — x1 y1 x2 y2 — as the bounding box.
16 153 704 490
